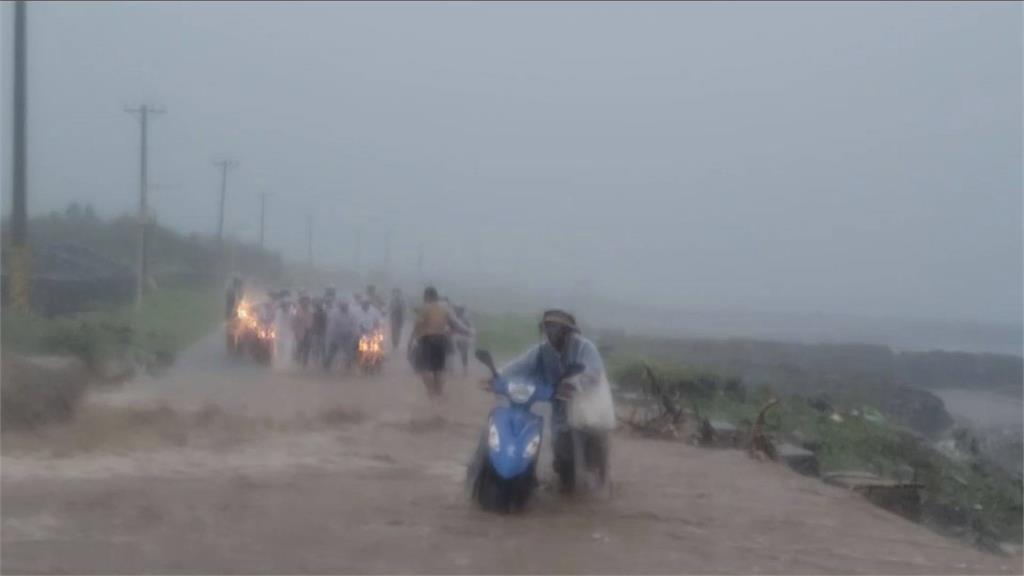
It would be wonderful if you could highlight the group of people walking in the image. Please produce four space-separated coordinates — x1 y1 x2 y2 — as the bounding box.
280 285 391 372
229 280 476 394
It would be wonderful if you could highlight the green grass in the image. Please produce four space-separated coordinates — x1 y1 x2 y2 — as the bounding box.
78 288 222 352
3 287 221 370
472 312 541 362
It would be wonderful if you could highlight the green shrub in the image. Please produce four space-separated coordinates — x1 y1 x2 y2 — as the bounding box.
41 320 126 370
3 287 217 372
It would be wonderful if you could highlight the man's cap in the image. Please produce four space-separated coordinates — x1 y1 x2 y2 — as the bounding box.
540 309 579 332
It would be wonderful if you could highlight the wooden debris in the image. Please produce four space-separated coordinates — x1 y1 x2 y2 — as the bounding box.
747 398 780 461
616 364 686 439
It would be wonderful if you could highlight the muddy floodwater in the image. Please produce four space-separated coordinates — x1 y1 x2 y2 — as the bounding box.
1 332 1017 574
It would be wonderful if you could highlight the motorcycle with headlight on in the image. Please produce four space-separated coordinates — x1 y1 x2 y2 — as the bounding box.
467 349 585 513
357 328 386 375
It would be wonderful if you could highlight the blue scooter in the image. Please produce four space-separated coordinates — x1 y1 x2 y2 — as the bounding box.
467 349 584 513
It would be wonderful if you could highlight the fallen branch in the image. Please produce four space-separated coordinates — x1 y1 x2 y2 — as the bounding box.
748 398 780 461
642 363 684 425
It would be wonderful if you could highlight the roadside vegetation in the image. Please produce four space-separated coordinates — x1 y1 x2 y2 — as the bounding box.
2 203 279 373
3 286 221 376
613 358 1023 551
2 286 221 432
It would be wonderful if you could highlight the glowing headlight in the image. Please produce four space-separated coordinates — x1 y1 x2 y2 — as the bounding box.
506 380 536 404
488 423 500 451
524 434 541 458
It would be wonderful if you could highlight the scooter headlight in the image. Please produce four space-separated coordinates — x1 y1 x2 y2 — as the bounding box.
488 423 500 451
524 434 541 458
506 380 536 404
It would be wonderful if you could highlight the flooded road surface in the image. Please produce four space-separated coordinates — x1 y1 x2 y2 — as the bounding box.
2 332 1017 574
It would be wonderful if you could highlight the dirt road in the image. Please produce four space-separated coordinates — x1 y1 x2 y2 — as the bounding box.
2 332 1018 574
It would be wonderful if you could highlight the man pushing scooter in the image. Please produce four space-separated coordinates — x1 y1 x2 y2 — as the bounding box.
482 309 616 495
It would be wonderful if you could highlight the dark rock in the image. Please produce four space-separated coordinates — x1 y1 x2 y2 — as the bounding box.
777 442 820 477
807 394 833 413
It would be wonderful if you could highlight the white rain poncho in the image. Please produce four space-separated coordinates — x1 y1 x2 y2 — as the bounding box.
498 333 616 432
272 301 295 371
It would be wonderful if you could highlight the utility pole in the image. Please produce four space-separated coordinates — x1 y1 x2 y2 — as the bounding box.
213 159 237 245
417 243 424 284
258 193 268 250
306 213 313 270
354 228 362 278
125 104 164 311
305 212 314 286
9 0 29 310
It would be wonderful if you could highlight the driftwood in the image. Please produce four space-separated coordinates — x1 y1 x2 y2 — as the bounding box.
643 364 684 424
748 398 780 461
617 364 687 439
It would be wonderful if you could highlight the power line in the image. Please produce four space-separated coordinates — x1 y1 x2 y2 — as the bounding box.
124 103 165 311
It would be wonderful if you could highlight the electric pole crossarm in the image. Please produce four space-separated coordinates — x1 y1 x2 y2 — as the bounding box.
124 106 165 114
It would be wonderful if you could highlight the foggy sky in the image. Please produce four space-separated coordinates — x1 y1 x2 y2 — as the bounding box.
3 1 1022 325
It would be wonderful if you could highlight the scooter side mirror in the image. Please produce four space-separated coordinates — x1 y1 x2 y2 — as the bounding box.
475 349 498 378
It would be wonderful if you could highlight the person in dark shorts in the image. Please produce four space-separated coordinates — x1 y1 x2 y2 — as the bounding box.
409 286 469 397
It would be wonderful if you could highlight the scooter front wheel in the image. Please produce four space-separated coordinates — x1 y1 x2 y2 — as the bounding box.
476 460 536 513
468 436 537 513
